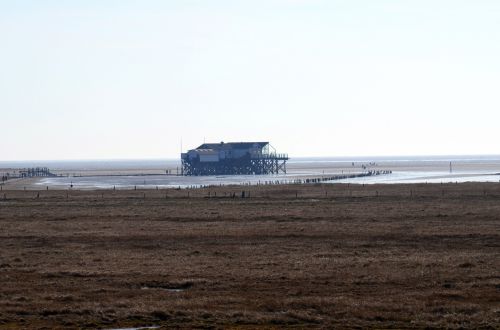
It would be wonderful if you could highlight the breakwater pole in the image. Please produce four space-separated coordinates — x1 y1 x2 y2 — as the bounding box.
190 170 393 189
286 170 392 185
253 170 392 186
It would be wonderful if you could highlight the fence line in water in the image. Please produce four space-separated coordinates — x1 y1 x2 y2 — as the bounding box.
183 170 393 190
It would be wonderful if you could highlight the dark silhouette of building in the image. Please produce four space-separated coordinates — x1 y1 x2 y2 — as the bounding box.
181 142 288 176
19 167 56 178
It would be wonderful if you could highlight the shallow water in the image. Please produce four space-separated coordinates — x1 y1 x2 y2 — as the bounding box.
36 173 301 189
4 155 500 188
35 171 500 189
333 171 500 184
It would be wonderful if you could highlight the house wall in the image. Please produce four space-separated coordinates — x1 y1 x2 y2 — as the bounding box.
200 154 219 162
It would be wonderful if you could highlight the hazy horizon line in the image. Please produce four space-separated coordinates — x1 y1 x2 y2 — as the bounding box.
2 153 500 164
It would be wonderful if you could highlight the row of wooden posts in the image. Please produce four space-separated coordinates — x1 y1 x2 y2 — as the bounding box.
1 187 494 201
0 170 392 191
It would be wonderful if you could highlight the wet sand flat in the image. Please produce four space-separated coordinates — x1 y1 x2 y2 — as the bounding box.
0 183 499 329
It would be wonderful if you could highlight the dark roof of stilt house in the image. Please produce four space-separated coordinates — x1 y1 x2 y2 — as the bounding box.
196 142 269 150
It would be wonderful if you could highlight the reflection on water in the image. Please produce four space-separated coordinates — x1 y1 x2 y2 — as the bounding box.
36 170 500 189
13 155 498 188
37 174 301 189
333 171 500 184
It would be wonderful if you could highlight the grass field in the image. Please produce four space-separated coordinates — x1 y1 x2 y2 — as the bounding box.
0 183 499 329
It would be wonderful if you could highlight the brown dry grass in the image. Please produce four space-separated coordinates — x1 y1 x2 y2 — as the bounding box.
0 183 499 329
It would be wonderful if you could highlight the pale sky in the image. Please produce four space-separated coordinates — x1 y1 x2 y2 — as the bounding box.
1 0 499 160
